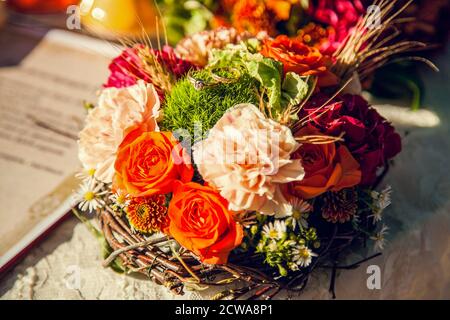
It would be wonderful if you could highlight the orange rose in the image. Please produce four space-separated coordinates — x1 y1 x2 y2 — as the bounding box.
166 181 243 264
260 35 339 87
114 127 193 197
289 125 361 199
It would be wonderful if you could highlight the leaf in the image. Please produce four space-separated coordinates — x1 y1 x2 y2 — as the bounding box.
157 0 213 44
209 45 284 117
101 237 126 274
243 53 283 113
281 72 309 107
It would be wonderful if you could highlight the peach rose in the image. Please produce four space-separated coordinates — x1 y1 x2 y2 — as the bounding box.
114 128 193 197
193 103 305 217
78 80 160 183
289 125 361 199
260 35 339 87
166 181 243 264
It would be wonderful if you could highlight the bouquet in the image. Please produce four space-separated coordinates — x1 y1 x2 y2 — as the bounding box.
73 0 433 299
159 0 444 110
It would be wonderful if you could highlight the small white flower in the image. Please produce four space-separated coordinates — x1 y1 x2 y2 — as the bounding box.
75 168 96 182
378 186 392 208
75 180 106 212
267 240 278 252
289 198 312 230
262 220 287 240
288 262 299 272
292 245 317 268
371 224 389 251
109 190 130 209
370 186 392 222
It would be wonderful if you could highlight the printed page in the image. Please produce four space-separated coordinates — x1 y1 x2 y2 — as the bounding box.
0 26 116 269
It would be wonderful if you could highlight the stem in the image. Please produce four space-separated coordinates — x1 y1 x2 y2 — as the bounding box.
103 239 163 267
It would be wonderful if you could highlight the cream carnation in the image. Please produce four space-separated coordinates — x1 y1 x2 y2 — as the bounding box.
175 27 265 67
78 80 160 183
193 104 305 217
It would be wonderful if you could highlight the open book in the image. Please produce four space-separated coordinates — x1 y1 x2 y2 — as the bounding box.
0 26 117 274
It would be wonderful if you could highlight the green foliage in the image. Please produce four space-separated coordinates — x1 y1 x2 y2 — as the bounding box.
209 44 312 120
161 68 259 141
156 0 217 44
209 43 284 117
241 213 319 277
245 55 283 113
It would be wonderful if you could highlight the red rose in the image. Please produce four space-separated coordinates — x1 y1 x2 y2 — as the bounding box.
300 94 402 185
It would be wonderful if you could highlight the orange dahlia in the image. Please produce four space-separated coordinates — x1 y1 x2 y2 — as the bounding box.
231 0 276 36
126 195 168 233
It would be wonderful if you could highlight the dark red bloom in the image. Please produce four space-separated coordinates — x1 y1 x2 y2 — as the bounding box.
105 45 151 89
104 45 194 99
155 45 194 80
300 94 402 186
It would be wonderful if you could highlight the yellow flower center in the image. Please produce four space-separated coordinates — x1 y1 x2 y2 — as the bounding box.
87 168 96 177
116 194 127 205
136 204 150 217
269 229 278 238
292 210 302 220
84 191 95 201
299 248 310 258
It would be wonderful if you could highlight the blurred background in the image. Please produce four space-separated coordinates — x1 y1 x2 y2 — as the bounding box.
1 0 448 108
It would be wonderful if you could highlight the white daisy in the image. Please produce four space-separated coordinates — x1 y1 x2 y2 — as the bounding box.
371 224 389 251
109 190 130 209
262 220 287 240
289 198 312 230
76 180 106 212
75 168 96 182
370 185 392 222
292 245 317 268
378 186 392 208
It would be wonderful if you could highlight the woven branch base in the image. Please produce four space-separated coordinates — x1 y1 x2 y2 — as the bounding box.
99 205 381 300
